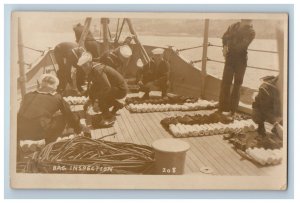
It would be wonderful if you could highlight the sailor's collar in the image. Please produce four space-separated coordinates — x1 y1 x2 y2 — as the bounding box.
36 90 57 96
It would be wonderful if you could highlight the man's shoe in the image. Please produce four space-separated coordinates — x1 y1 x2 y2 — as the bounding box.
141 93 150 100
257 124 267 136
111 102 124 115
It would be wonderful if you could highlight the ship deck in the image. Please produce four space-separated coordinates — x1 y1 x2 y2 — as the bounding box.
88 93 283 176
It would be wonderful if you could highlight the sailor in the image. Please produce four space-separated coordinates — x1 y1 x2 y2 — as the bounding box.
73 23 100 58
95 44 133 73
17 74 84 144
53 42 86 94
77 52 128 125
137 48 170 99
218 19 256 116
252 76 282 136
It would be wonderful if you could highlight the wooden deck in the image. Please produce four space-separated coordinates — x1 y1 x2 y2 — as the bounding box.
89 96 283 176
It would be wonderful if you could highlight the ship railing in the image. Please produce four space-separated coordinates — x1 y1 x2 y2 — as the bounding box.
177 42 280 72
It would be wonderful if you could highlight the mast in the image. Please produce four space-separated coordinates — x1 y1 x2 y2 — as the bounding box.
200 19 209 99
125 18 150 64
18 17 26 98
101 18 110 53
78 17 92 48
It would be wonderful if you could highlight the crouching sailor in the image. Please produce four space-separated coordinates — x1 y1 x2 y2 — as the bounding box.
137 48 170 99
77 52 128 126
252 75 282 136
95 44 132 74
17 74 84 144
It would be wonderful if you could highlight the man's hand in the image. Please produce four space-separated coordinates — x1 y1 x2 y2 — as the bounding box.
222 45 229 57
273 122 283 139
83 99 92 111
137 80 143 87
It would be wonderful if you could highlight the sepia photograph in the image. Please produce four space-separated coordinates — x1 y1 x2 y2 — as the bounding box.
10 12 288 189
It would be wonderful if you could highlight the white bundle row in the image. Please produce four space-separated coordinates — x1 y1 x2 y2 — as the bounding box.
245 147 283 165
127 100 217 113
56 134 77 142
64 96 88 105
169 119 257 138
19 139 46 152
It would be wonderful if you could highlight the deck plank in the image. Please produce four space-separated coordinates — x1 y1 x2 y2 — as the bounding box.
122 109 148 145
88 96 282 176
153 111 228 175
212 135 263 176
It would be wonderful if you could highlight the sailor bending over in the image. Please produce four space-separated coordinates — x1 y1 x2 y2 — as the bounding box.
17 74 84 144
252 76 282 136
53 42 86 94
78 52 128 125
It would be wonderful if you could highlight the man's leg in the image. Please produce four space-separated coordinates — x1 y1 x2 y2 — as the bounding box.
98 87 126 119
252 108 266 136
160 80 169 98
75 66 85 92
109 87 127 114
218 62 234 112
230 61 247 114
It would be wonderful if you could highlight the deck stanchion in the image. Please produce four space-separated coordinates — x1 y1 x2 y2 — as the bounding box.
276 28 284 120
18 17 26 98
200 19 209 99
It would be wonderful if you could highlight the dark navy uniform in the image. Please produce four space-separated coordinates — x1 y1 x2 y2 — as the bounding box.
96 50 123 70
138 59 170 97
252 76 281 134
53 42 86 93
17 91 82 143
88 64 128 115
218 22 255 113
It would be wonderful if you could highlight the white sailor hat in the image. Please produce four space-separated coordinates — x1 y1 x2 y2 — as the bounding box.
119 45 132 58
37 73 59 92
77 51 93 66
151 48 164 55
136 58 144 68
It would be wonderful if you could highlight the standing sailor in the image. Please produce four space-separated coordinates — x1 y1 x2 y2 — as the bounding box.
53 42 86 94
17 74 84 144
137 48 170 99
218 19 255 116
77 52 128 125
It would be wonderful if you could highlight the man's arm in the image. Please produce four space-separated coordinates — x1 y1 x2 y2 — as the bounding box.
233 28 256 51
59 97 82 134
96 70 112 98
222 24 234 46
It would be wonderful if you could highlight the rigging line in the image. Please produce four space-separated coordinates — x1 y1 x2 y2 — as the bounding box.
190 59 202 64
208 43 278 54
114 18 120 42
177 45 203 52
116 19 126 42
22 45 44 53
207 58 279 72
108 26 112 41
